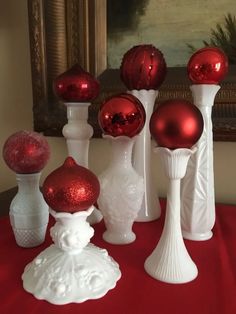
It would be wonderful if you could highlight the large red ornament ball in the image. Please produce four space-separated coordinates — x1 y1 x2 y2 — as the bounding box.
120 44 167 90
98 93 146 137
3 131 50 174
42 157 100 213
150 99 204 149
187 47 228 84
53 64 100 102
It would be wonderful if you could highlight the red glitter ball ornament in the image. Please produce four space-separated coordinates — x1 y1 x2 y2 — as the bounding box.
98 93 146 137
120 44 167 90
42 157 100 213
150 99 204 149
3 130 50 174
187 47 228 84
53 64 100 102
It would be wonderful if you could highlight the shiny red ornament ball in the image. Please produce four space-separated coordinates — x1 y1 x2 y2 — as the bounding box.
3 131 50 174
120 44 167 90
187 47 228 84
53 64 100 102
150 99 204 149
98 93 146 137
43 157 100 213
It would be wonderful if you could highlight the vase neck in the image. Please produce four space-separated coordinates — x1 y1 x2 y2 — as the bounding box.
110 137 134 169
16 173 41 193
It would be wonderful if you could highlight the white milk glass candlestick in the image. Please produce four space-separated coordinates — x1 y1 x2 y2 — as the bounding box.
145 147 198 284
98 135 144 244
63 103 103 225
10 173 49 248
181 85 220 241
22 206 121 305
129 89 161 222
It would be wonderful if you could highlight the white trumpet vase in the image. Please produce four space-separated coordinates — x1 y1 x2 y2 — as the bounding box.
22 206 121 305
129 89 161 222
181 85 220 241
9 172 49 248
97 135 144 244
63 103 103 225
144 147 198 284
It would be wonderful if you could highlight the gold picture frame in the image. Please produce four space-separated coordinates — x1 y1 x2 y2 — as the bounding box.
28 0 236 141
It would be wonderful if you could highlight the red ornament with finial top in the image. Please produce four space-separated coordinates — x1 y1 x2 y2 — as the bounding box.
120 44 167 90
187 47 228 84
42 157 100 213
98 93 146 137
150 99 204 149
53 64 100 102
3 130 50 174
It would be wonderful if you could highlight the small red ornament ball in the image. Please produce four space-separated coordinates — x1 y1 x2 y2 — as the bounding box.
120 44 167 90
42 157 100 213
150 99 204 149
3 131 50 174
98 93 146 137
53 64 100 102
187 47 228 84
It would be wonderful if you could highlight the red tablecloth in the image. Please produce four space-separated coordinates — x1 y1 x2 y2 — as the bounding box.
1 202 236 314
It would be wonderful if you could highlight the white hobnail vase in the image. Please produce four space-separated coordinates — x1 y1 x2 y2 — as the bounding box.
181 85 220 241
129 89 161 222
144 147 198 284
97 135 144 244
63 103 103 225
22 206 121 305
9 172 49 248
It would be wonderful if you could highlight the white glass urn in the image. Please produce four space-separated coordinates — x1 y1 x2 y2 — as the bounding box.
97 135 144 244
10 172 49 248
145 147 198 284
22 206 121 305
181 85 220 241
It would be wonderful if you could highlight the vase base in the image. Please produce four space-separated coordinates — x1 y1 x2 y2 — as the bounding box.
103 230 136 245
87 207 103 225
182 230 213 241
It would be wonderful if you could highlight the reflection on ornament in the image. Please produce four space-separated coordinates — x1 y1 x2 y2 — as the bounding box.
150 99 204 149
120 44 167 90
187 47 228 84
22 157 121 305
98 93 146 137
3 130 50 247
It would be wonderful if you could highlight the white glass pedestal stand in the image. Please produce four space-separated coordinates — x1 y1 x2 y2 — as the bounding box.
22 206 121 305
98 135 144 244
63 102 103 225
10 172 49 248
129 89 161 221
181 85 220 241
144 147 198 283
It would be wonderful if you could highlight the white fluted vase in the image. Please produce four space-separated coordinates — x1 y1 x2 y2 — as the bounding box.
129 89 161 221
97 135 144 244
144 147 198 283
63 103 103 225
181 85 220 241
10 172 49 248
22 206 121 305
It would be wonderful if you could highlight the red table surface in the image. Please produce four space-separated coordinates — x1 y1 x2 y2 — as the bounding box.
0 201 236 314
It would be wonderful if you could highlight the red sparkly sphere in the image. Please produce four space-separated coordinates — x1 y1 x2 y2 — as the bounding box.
42 157 100 213
187 47 228 84
150 99 204 149
53 64 100 102
120 44 167 90
3 131 50 174
98 93 146 137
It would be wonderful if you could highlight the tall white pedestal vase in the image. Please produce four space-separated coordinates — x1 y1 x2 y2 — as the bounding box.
144 147 198 283
63 102 103 225
129 89 161 222
181 85 220 241
97 136 144 244
10 173 49 248
22 207 121 304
